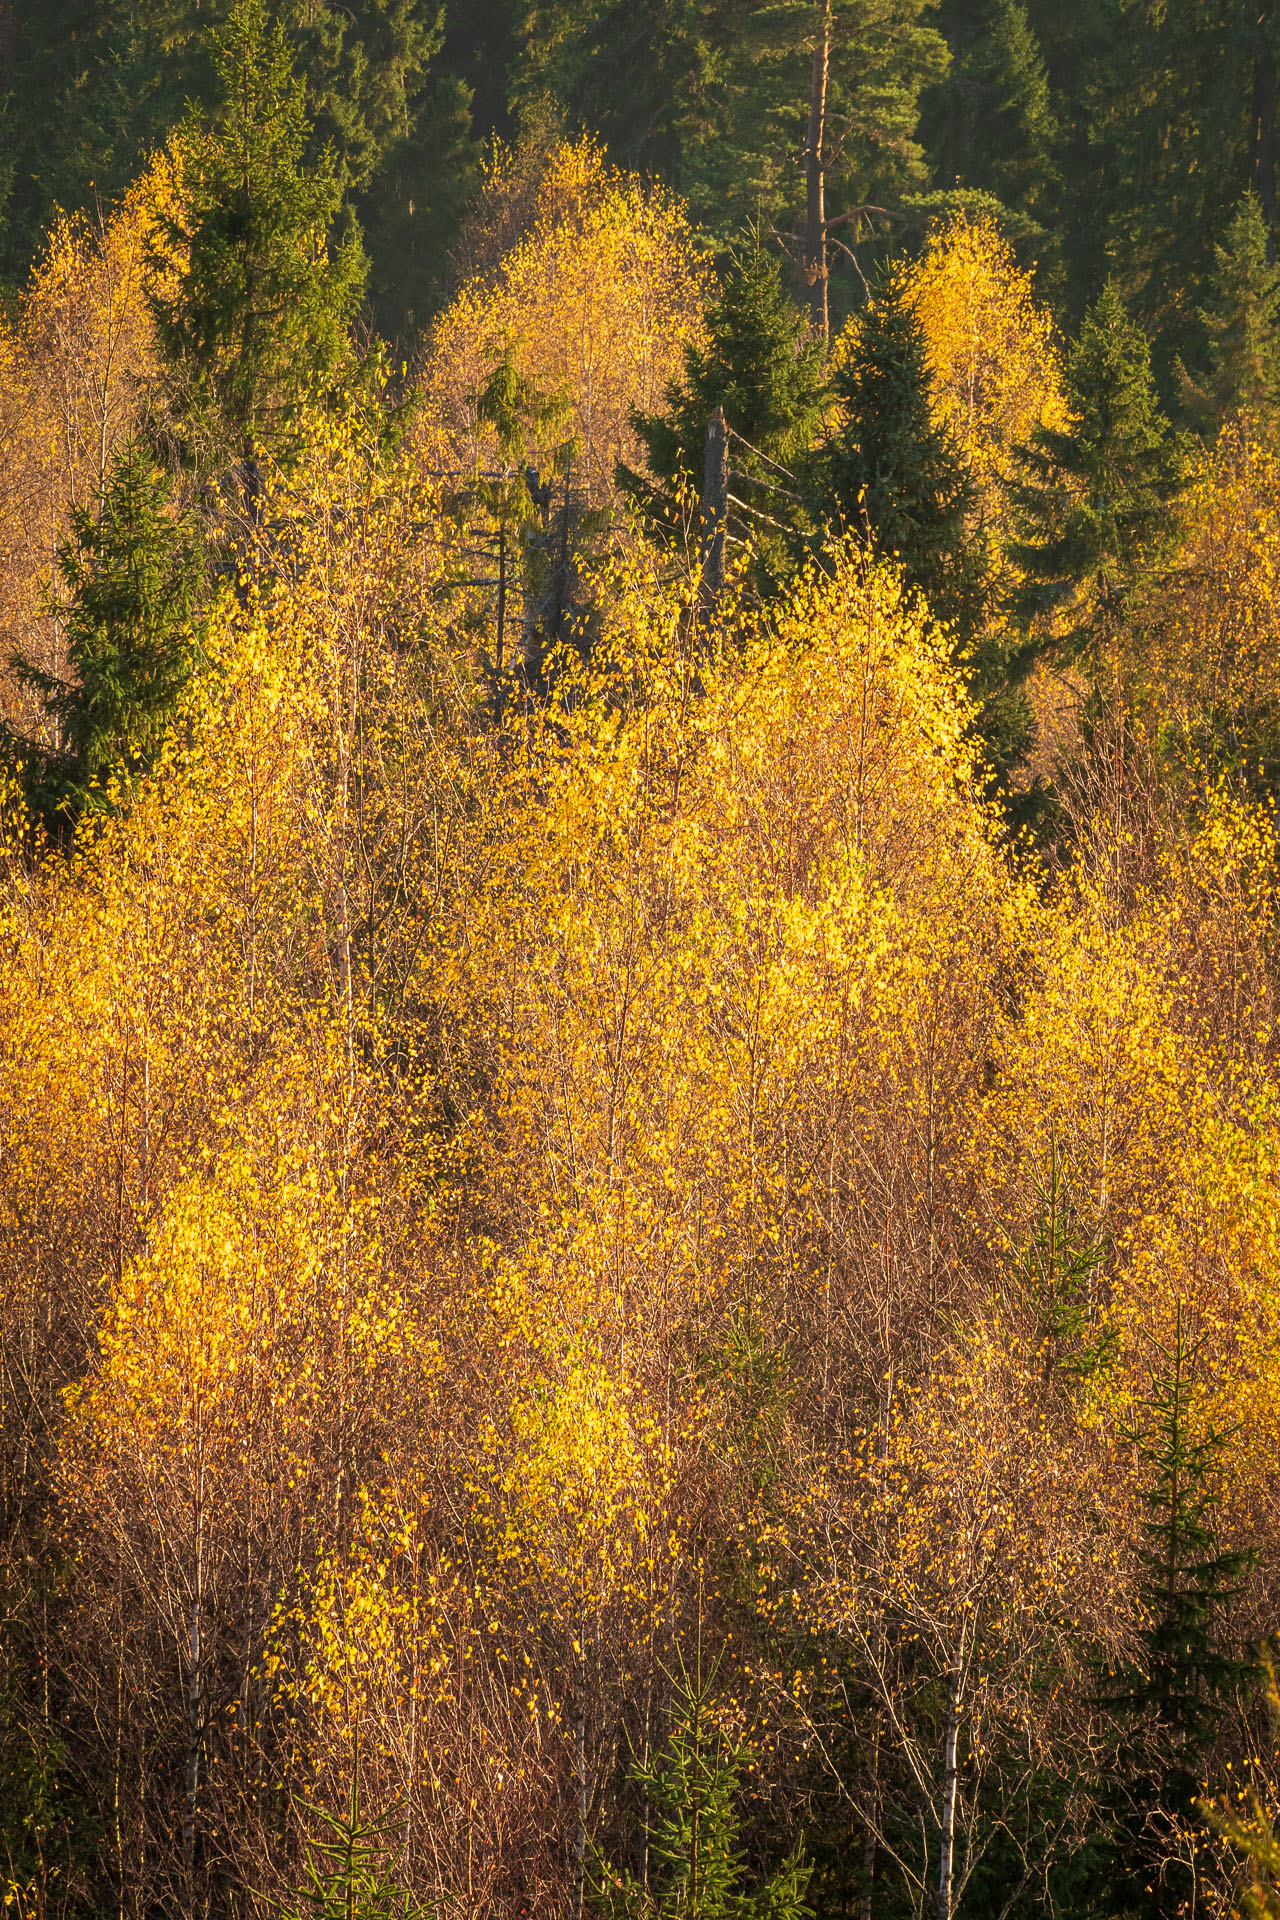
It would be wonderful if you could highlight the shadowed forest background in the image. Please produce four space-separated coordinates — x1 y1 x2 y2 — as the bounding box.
4 3 1280 1918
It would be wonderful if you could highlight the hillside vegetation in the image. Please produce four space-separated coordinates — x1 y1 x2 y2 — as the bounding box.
2 5 1280 1919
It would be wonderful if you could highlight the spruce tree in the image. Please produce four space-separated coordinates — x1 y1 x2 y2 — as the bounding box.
277 0 479 333
1181 192 1280 430
814 275 978 617
926 0 1059 227
1100 1310 1253 1920
9 438 204 826
1009 283 1184 657
624 240 825 571
1127 1327 1251 1745
278 0 444 202
287 1754 424 1920
628 242 825 497
359 72 481 340
810 273 1032 771
1079 0 1280 358
591 1663 811 1920
968 0 1060 223
151 0 367 485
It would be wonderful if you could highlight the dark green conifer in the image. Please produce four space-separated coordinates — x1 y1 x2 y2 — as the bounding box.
507 0 947 256
359 72 481 340
814 275 978 620
1099 1310 1253 1920
10 439 204 826
591 1663 811 1920
623 240 825 589
287 1751 425 1920
1009 282 1184 656
278 0 479 333
968 0 1060 221
927 0 1059 222
151 0 367 483
810 273 1037 776
280 0 444 202
627 240 825 511
1181 192 1280 429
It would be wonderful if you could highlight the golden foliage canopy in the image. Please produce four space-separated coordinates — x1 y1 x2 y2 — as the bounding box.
421 139 710 501
898 212 1067 537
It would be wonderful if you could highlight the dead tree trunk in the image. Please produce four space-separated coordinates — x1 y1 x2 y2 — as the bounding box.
697 406 728 628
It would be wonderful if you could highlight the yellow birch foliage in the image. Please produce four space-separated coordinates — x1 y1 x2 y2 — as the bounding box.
1216 1658 1280 1919
420 139 710 500
968 781 1280 1592
418 545 1024 1422
0 407 476 1905
1121 425 1280 738
0 157 177 726
8 340 1280 1908
897 213 1067 538
479 1358 673 1628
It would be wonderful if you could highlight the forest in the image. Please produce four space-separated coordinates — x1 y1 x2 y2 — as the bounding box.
3 0 1280 1916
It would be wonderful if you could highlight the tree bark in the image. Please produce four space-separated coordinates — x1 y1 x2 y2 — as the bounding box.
183 1478 205 1877
698 407 728 627
804 0 832 342
936 1635 967 1920
573 1675 588 1920
1255 9 1278 256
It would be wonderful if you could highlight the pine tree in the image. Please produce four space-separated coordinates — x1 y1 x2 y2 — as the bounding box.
151 0 367 485
9 438 204 826
1181 192 1280 429
591 1663 811 1920
1009 282 1184 657
0 0 199 284
507 0 947 266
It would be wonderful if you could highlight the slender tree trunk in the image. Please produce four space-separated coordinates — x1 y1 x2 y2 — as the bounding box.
948 0 969 190
555 467 572 647
1255 8 1278 256
115 1552 125 1920
937 1636 967 1920
183 1469 205 1877
698 406 728 628
804 0 832 342
573 1661 588 1920
496 523 507 676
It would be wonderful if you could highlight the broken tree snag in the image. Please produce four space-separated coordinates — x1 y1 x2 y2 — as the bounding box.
698 405 728 628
